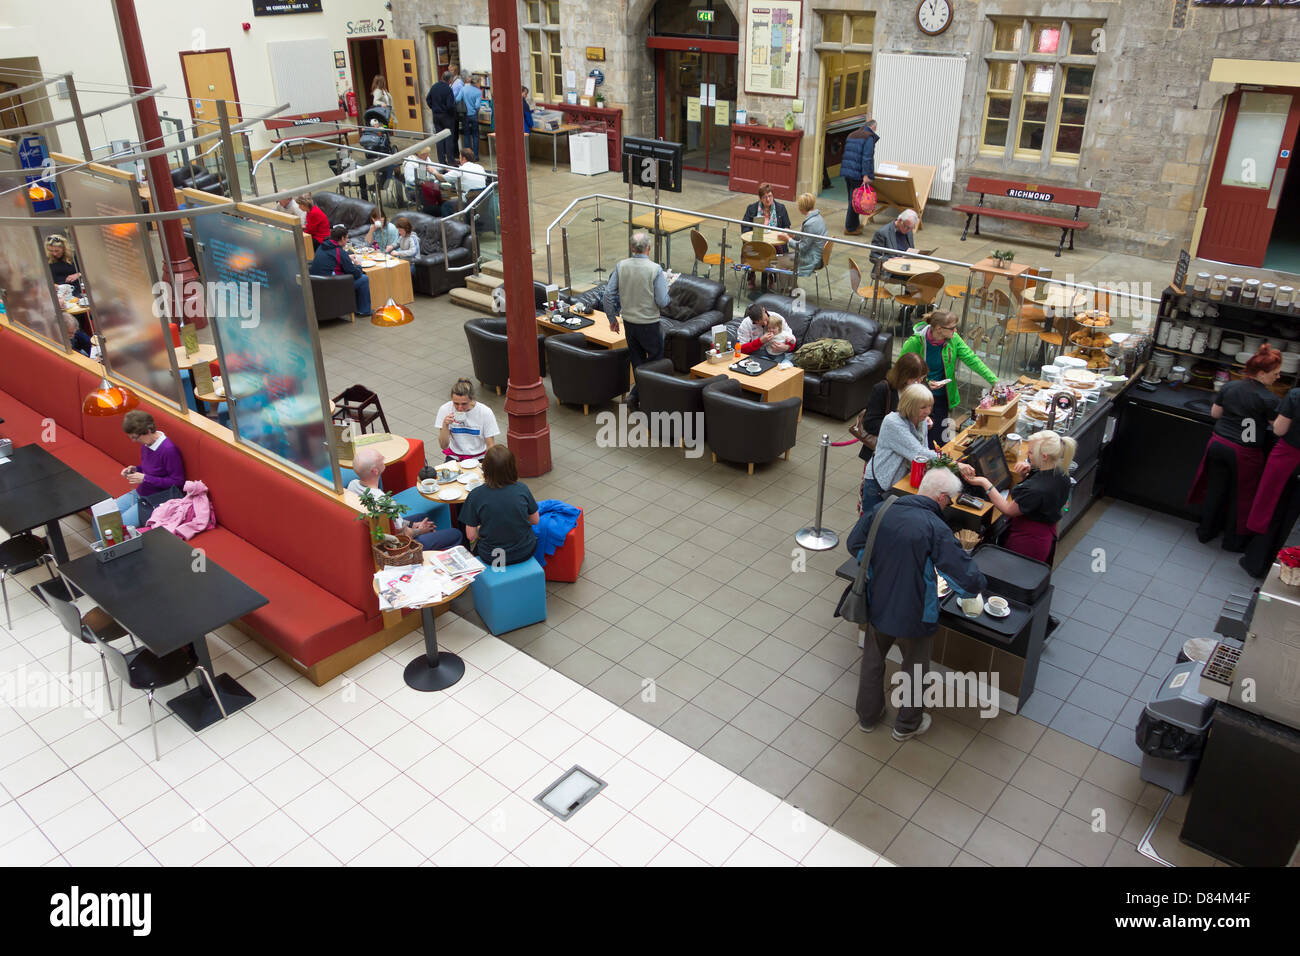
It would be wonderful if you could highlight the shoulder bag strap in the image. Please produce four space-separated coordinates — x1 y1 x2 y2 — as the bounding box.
851 495 896 594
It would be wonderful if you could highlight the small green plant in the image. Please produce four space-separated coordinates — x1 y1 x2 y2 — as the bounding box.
927 453 964 479
991 248 1016 264
354 487 410 544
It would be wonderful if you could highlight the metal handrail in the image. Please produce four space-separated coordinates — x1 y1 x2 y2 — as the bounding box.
544 192 1163 321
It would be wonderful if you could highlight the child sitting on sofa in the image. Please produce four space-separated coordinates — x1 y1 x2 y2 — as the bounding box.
735 303 796 358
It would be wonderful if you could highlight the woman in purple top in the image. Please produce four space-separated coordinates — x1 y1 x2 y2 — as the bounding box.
115 410 186 528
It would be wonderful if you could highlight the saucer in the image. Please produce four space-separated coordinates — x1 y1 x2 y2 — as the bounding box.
417 480 438 494
436 486 462 501
984 601 1011 618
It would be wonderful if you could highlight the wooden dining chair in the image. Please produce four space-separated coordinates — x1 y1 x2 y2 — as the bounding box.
810 240 834 304
733 240 776 299
991 288 1041 377
690 228 733 279
1009 267 1047 324
892 272 946 333
847 257 894 316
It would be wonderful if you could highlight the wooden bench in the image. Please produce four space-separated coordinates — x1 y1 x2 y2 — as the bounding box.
954 176 1102 256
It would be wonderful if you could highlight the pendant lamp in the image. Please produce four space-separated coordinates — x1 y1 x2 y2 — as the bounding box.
28 183 53 202
371 297 414 328
82 333 141 416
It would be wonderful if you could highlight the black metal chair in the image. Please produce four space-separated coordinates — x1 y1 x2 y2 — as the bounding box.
0 532 57 628
331 384 390 434
86 628 226 762
464 318 547 394
37 582 132 712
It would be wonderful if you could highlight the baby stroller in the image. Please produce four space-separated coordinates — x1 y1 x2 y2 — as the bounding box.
360 105 395 192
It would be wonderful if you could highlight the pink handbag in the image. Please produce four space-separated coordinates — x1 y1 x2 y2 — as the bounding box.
852 182 878 216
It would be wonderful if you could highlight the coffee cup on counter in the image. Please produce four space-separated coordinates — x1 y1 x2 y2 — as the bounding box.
987 596 1009 615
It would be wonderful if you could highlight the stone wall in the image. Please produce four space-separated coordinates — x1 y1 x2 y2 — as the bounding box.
391 0 1300 259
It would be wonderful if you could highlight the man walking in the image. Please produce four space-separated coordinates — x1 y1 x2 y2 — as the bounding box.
840 118 878 236
602 231 676 407
848 468 986 741
426 70 457 164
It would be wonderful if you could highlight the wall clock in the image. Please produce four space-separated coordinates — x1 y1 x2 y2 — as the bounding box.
916 0 954 36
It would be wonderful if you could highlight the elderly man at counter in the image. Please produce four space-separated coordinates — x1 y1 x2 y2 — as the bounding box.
850 467 987 741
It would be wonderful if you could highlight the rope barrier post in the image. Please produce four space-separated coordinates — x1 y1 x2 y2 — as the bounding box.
796 434 840 551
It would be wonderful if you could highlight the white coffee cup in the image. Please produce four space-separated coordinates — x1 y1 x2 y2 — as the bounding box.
987 596 1009 614
453 412 467 425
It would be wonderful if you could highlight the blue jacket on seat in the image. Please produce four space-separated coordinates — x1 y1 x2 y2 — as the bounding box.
847 494 986 638
840 124 879 183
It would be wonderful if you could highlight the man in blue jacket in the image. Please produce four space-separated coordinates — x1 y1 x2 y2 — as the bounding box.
309 224 371 317
848 468 986 741
840 118 878 235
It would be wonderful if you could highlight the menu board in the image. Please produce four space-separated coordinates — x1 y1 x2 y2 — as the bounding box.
61 169 179 402
190 210 334 484
0 153 64 348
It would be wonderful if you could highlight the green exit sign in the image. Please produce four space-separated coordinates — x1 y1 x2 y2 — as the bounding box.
697 10 714 21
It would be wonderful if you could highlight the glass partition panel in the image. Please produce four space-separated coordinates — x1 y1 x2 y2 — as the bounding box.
61 168 181 403
190 210 335 485
0 154 66 347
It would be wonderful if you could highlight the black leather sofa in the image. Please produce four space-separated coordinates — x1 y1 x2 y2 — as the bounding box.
568 275 734 374
698 293 892 421
701 377 801 473
544 333 630 414
464 318 547 394
311 192 474 298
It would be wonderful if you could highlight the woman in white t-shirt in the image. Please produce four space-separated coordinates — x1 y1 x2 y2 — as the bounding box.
437 378 500 462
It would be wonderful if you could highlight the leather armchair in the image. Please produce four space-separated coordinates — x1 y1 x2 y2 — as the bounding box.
633 358 710 450
661 275 734 373
464 318 547 395
544 333 630 415
312 191 376 240
800 309 892 420
311 274 358 323
405 211 474 298
701 377 801 474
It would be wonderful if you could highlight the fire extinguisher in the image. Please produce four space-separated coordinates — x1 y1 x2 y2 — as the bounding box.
344 89 358 117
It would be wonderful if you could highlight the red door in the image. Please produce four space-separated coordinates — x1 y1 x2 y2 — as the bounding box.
1199 87 1300 267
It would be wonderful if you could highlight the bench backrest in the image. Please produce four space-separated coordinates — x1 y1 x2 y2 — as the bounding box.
966 176 1101 209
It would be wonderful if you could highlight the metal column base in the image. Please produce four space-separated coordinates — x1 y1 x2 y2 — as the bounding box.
796 527 840 551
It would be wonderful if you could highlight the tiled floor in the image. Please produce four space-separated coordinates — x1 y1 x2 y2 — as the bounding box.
2 157 1245 866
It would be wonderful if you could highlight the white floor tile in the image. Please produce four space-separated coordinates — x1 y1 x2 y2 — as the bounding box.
572 847 617 866
63 821 147 867
174 761 249 816
514 819 589 866
196 844 252 866
122 791 202 847
231 810 311 867
148 818 229 866
452 674 517 717
490 651 551 691
519 713 585 761
628 732 696 778
429 825 508 866
441 769 511 822
223 734 295 782
202 785 278 840
39 795 116 852
521 670 584 711
348 831 425 866
753 804 830 863
648 842 709 866
589 709 656 754
667 751 737 804
17 770 91 824
70 740 148 793
553 689 618 732
803 829 882 868
474 792 551 851
723 836 799 867
709 776 783 832
0 747 69 796
595 815 669 867
96 766 171 819
271 838 342 867
392 797 471 858
300 728 368 777
480 740 551 791
254 755 325 807
1 826 61 865
485 693 548 737
365 776 437 827
285 780 357 835
344 702 408 748
406 745 475 797
271 707 340 754
601 759 662 812
331 751 402 802
674 808 748 866
371 723 439 772
445 718 514 766
633 782 704 840
315 805 389 863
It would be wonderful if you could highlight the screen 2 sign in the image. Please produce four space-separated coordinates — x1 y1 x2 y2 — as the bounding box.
346 18 386 35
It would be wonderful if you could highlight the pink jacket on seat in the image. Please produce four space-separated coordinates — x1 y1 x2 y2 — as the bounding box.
145 479 216 539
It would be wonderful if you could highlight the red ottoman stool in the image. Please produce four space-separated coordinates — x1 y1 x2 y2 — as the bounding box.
542 508 584 582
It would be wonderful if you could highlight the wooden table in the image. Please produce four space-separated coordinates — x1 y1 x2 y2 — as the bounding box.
173 344 218 369
689 359 805 420
1039 285 1087 312
360 254 414 307
629 211 705 267
339 433 410 470
869 162 937 226
958 257 1031 333
537 311 626 349
531 123 580 171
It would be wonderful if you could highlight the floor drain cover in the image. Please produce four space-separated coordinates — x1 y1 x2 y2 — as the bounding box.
534 766 606 820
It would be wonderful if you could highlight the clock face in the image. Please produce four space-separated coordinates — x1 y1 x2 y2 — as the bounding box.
916 0 953 36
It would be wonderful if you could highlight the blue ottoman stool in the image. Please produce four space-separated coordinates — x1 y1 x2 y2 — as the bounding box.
470 558 547 635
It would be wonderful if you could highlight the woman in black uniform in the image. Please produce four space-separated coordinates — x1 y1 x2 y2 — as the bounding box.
968 429 1075 564
1188 343 1281 551
1242 385 1300 576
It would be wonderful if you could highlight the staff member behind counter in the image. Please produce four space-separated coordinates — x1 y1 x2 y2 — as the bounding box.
967 430 1075 564
1189 343 1281 551
1243 384 1300 577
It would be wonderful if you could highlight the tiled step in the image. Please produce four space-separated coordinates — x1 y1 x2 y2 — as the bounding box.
480 259 504 278
448 287 498 314
466 273 503 295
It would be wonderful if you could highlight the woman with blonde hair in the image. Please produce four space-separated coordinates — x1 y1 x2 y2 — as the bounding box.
860 382 974 516
969 429 1077 563
772 192 829 281
45 234 82 295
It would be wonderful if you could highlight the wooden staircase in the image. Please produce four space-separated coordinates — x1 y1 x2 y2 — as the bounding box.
448 272 503 314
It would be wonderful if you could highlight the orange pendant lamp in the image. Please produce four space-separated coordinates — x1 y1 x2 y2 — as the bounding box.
28 183 53 202
82 333 140 416
371 297 414 328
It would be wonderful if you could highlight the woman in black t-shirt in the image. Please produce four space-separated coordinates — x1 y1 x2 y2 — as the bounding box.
850 353 928 514
460 445 540 565
1190 343 1281 549
968 430 1075 563
1242 386 1300 576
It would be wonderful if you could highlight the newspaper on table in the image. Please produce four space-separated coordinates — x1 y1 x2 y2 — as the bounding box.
431 546 486 586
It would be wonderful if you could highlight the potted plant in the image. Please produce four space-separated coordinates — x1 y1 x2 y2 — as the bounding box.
594 91 605 108
355 487 422 567
991 248 1016 265
783 110 796 131
926 453 964 480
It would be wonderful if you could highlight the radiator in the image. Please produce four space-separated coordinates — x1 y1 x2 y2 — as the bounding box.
871 53 967 201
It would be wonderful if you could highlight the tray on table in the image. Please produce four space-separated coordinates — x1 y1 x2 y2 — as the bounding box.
940 591 1031 641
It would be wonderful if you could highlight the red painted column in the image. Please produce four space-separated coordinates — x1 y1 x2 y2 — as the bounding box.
112 0 204 326
488 0 551 476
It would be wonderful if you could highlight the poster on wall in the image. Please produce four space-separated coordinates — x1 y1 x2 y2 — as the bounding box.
253 0 322 15
0 153 65 348
190 211 334 484
745 1 802 98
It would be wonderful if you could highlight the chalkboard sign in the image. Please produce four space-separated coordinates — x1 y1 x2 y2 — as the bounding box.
1172 248 1190 294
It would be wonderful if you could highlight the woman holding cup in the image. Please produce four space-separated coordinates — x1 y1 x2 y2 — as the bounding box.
437 378 499 463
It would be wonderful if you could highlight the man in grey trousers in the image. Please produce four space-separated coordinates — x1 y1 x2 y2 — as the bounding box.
603 231 676 407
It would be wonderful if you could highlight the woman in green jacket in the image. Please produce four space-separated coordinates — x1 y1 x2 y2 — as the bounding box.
898 309 997 441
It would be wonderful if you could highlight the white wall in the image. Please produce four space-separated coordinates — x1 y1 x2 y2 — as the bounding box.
0 0 389 154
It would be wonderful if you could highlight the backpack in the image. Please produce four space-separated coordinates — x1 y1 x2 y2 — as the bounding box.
792 338 855 372
852 182 878 216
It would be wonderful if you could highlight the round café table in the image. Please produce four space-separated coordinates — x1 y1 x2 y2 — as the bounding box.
374 554 471 692
416 459 483 508
173 344 218 369
338 433 410 470
1039 285 1088 312
881 255 940 279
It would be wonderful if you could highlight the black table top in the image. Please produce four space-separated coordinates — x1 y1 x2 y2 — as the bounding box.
59 527 268 656
0 463 108 536
0 443 72 494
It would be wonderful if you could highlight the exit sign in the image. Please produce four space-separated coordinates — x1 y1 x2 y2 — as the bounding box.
697 10 714 21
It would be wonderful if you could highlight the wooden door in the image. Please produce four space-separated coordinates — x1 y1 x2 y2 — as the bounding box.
383 39 423 132
1199 87 1300 267
0 82 29 132
180 50 241 137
